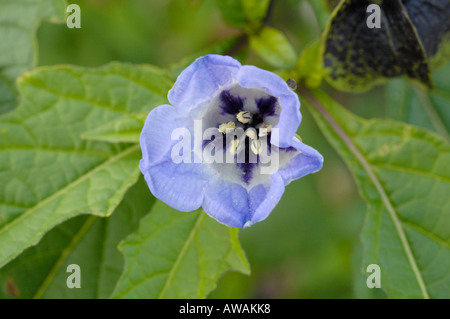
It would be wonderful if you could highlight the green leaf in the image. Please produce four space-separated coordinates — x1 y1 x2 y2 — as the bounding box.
0 62 172 269
217 0 270 30
0 177 154 299
295 39 323 88
301 87 450 298
0 0 67 114
386 62 450 143
351 241 387 299
321 0 432 92
81 112 147 144
111 201 250 298
250 26 297 70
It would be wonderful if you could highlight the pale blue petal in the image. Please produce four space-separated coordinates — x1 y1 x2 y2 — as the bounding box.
140 104 187 167
141 160 207 212
278 138 324 185
202 174 285 228
237 65 301 148
168 55 241 111
202 179 248 228
245 174 285 227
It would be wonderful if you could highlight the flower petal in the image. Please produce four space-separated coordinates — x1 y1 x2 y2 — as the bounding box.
140 104 187 167
278 138 324 185
202 174 285 228
168 55 241 111
237 65 301 148
202 179 248 228
141 160 207 212
245 174 285 226
139 55 324 229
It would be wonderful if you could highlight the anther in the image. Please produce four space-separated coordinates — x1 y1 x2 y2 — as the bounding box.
236 111 252 124
258 124 273 137
218 121 236 134
250 139 264 155
245 129 256 140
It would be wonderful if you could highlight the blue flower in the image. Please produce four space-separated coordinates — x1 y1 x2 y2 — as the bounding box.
140 55 323 228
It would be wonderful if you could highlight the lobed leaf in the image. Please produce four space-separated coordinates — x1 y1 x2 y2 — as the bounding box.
111 201 250 299
0 177 154 299
81 112 147 144
302 87 450 298
0 63 172 268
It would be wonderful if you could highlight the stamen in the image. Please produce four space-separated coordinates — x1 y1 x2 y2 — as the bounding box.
218 121 236 134
245 129 256 140
250 139 264 155
258 124 273 137
236 111 252 124
229 139 240 155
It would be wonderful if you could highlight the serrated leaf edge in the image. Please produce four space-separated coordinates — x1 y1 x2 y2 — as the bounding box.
301 86 431 299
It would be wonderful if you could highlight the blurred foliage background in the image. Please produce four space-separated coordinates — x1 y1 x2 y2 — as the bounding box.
36 0 391 298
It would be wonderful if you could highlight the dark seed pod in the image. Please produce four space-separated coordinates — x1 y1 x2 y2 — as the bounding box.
321 0 450 92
